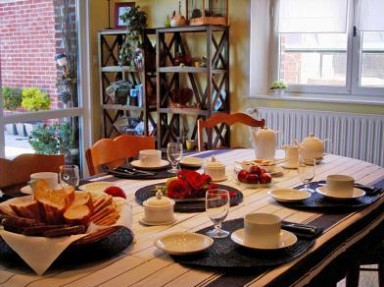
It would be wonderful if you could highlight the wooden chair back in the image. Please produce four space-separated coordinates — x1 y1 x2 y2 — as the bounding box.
197 112 265 151
0 154 65 191
85 134 155 175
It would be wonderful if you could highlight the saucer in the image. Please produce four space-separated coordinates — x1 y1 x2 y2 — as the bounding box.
231 229 297 250
139 217 177 226
316 186 366 199
20 185 32 195
78 182 113 194
154 232 214 255
269 188 311 203
282 163 298 169
180 157 204 168
130 159 170 170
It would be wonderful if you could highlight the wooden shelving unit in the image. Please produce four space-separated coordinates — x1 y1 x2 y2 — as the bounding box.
155 25 230 149
98 29 157 138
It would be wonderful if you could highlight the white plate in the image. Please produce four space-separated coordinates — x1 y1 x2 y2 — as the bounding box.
316 186 366 200
282 164 298 169
140 217 177 226
20 185 32 195
78 182 113 193
269 188 311 203
231 229 298 250
154 232 214 255
130 159 170 170
180 156 204 168
269 166 284 177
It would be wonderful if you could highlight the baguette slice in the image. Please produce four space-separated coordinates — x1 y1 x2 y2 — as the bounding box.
33 180 75 224
64 204 91 226
10 200 42 220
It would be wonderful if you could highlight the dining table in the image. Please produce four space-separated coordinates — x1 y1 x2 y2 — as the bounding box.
0 149 383 287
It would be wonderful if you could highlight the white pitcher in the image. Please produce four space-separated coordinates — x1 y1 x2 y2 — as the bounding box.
252 128 279 160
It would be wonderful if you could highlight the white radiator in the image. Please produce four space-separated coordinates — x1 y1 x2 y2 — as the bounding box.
255 107 384 167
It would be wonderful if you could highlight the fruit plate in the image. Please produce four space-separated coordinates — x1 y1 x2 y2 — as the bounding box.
237 180 273 189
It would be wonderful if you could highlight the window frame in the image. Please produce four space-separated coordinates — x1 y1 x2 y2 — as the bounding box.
249 0 384 99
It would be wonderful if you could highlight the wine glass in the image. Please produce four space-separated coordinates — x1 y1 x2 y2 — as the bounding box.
297 157 316 193
205 189 230 238
59 165 80 188
167 142 183 173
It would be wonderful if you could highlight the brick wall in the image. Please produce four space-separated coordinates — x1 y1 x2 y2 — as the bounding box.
0 0 77 110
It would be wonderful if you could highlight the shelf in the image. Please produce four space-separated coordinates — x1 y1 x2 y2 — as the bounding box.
101 66 142 73
159 108 208 116
102 104 144 111
158 67 227 74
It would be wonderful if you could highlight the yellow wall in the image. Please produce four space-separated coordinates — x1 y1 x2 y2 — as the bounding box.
89 0 383 146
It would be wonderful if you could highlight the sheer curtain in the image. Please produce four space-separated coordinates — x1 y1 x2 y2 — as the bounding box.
277 0 349 33
357 0 384 31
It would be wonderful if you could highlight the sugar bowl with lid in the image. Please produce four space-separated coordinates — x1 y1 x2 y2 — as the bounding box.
204 156 226 182
142 190 176 224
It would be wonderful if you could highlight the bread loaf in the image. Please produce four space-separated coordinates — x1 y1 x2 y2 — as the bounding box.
10 200 42 220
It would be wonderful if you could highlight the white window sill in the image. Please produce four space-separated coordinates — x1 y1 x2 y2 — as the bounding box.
247 93 384 106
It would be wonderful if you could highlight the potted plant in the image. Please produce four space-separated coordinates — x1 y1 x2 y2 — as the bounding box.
2 87 22 135
119 6 148 68
270 81 288 96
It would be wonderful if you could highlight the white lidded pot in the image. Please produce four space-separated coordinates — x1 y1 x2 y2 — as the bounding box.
300 133 325 159
204 156 226 182
143 191 175 223
252 127 279 160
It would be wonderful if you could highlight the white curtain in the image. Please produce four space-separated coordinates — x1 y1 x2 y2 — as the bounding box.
358 0 384 31
277 0 349 33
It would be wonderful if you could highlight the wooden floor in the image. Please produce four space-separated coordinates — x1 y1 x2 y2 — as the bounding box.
337 266 379 287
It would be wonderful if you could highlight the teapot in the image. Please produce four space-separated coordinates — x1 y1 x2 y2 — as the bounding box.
252 128 279 160
300 133 326 159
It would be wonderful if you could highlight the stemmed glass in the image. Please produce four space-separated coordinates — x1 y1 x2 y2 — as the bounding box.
297 157 316 193
166 142 183 173
59 165 80 188
205 189 230 238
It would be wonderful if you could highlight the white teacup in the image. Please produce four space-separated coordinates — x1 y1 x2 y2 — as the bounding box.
284 145 299 168
30 172 59 190
139 149 161 167
326 175 355 196
244 213 281 248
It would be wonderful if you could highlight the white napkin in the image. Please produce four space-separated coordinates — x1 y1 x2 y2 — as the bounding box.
0 196 132 275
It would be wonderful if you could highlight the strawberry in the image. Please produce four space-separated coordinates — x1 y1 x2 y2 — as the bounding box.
104 186 126 199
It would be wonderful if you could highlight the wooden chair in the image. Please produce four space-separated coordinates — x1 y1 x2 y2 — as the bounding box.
197 112 265 151
85 134 155 175
0 154 65 194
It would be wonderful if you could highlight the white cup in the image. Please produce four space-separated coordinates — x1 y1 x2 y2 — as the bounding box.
30 172 59 190
139 149 161 167
326 174 355 196
244 213 281 248
284 145 299 168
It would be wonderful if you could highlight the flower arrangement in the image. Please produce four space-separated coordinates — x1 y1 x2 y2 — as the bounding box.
164 170 217 199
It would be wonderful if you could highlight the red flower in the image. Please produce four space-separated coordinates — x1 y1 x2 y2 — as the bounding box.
166 170 213 199
167 179 191 199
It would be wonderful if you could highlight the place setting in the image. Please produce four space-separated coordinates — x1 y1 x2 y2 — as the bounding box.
154 208 322 271
274 173 384 212
108 148 174 180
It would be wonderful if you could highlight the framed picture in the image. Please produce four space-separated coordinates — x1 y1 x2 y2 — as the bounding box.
114 2 135 29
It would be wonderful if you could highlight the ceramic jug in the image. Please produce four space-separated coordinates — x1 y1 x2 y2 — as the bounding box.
252 128 279 160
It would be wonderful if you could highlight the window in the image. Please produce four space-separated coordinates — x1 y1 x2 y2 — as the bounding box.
249 0 384 97
0 0 91 174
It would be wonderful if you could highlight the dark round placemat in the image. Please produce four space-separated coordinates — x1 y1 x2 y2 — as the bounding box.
135 183 243 213
282 182 384 213
171 218 315 270
0 227 133 273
